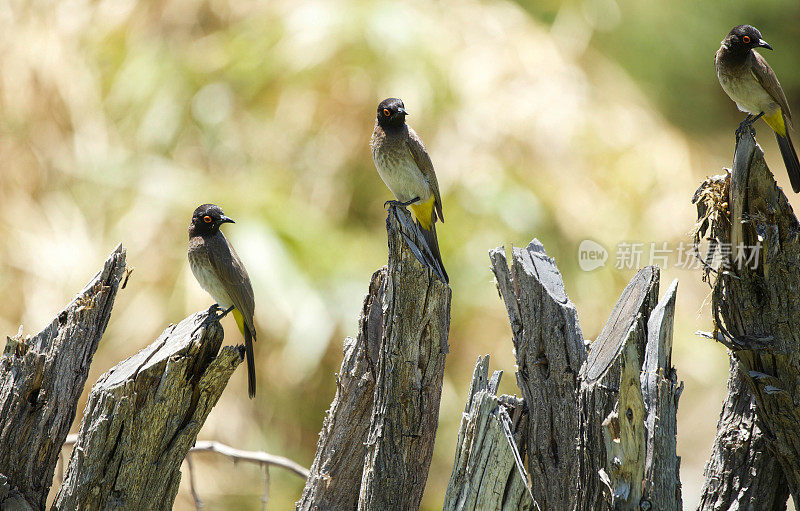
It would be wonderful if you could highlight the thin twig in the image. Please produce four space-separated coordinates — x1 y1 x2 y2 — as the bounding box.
498 405 540 511
261 466 270 511
62 435 309 479
191 441 309 479
186 454 203 510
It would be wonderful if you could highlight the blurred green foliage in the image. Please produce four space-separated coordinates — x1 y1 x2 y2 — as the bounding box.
1 0 799 509
517 0 800 135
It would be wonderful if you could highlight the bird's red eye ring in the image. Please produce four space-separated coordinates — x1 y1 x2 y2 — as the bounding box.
383 108 391 116
742 35 751 44
203 215 212 223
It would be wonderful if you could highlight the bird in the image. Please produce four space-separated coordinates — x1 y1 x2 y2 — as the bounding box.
188 204 257 398
716 24 800 193
370 98 449 283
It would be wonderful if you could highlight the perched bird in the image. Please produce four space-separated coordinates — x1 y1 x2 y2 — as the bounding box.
188 204 257 398
370 98 449 283
716 25 800 192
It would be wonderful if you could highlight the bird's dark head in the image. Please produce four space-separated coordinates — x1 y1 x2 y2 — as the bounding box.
724 25 772 54
376 98 408 128
189 203 235 237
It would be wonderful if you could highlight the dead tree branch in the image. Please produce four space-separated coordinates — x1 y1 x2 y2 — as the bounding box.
60 435 310 480
190 441 309 479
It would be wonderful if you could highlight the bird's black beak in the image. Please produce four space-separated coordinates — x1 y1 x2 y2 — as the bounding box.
398 107 409 115
219 215 235 224
758 39 773 50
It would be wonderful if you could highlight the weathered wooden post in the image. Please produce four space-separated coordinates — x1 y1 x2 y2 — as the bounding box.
0 246 126 511
489 241 681 510
695 129 800 509
297 206 451 511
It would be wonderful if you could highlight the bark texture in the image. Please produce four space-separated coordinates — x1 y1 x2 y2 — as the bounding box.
53 309 242 511
697 360 788 511
296 269 385 511
694 129 799 508
491 241 681 510
489 241 585 511
297 205 451 511
443 355 533 511
0 245 126 511
357 205 451 510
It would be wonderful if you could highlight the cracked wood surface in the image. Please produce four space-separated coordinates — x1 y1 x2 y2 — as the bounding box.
443 355 533 511
52 309 242 511
577 265 657 511
0 245 126 511
490 240 585 511
697 360 789 511
641 279 682 510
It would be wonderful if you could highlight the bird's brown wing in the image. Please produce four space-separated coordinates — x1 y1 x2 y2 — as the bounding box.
207 233 256 332
406 127 444 223
751 51 793 126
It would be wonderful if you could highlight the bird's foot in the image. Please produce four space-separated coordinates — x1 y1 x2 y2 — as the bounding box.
193 304 235 334
384 197 420 209
209 304 235 321
735 112 763 140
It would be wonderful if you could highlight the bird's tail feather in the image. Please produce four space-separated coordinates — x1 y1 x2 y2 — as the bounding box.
418 221 449 284
409 198 448 284
233 308 257 398
775 132 800 193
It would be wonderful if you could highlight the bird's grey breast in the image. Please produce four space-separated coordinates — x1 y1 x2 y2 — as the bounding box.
188 236 233 308
717 52 780 115
371 125 431 203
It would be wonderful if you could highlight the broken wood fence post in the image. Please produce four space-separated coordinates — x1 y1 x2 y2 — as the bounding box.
296 269 385 511
443 355 533 511
697 360 789 510
489 241 586 511
0 243 297 510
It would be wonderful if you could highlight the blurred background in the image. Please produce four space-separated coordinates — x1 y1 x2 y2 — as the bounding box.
2 0 799 508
